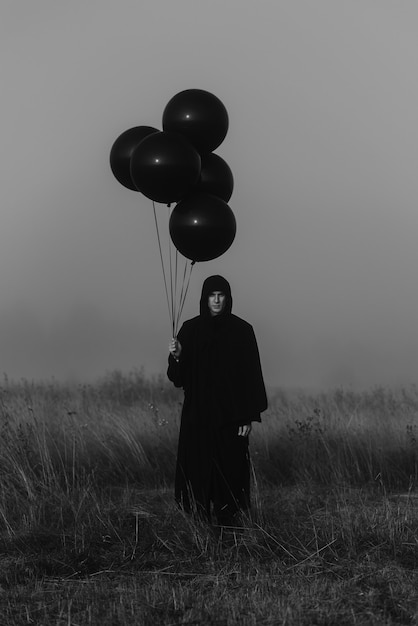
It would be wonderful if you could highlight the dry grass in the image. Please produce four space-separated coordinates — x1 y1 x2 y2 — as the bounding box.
0 371 418 624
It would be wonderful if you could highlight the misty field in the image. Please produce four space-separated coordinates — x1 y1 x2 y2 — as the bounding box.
1 370 418 625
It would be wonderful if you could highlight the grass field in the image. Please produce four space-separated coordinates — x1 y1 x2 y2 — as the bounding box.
1 370 418 625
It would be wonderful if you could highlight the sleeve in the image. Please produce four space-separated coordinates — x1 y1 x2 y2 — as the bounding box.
232 324 268 424
248 326 268 416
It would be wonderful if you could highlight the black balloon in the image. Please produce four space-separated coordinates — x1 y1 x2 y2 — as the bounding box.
195 153 234 202
130 131 201 204
169 193 236 262
162 89 229 154
110 126 159 191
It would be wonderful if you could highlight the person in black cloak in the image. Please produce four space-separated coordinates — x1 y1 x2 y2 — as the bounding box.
167 275 268 526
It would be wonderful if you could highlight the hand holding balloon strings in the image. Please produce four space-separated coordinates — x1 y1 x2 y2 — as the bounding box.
169 337 182 361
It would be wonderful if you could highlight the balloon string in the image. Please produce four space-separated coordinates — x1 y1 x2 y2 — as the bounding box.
152 201 174 336
168 205 175 332
175 260 195 336
168 204 180 337
174 246 179 332
151 202 194 337
174 258 189 336
178 260 195 331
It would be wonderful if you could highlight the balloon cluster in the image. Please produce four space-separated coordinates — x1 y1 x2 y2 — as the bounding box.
110 89 236 262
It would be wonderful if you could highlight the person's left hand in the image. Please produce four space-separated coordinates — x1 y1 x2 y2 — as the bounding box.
238 423 252 437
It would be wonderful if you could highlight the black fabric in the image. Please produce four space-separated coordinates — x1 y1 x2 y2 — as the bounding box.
167 275 268 523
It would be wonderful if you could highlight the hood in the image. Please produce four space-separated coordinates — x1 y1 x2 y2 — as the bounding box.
199 275 233 317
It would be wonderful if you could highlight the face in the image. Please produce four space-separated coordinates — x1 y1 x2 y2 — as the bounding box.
208 291 226 316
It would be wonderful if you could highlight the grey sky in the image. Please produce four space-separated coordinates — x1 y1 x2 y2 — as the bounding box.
1 1 418 388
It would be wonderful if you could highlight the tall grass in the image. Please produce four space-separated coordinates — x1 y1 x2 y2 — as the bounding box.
256 385 418 489
1 372 417 531
1 372 418 624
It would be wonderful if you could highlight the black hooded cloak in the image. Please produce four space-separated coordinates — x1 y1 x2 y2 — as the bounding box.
167 275 268 522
